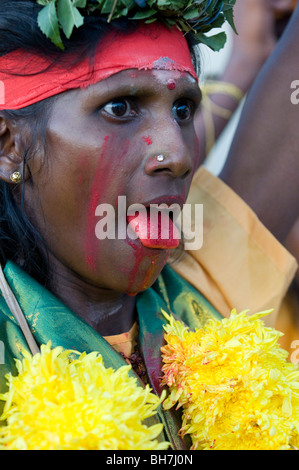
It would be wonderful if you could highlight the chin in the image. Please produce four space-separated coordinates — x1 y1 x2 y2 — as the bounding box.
123 249 170 296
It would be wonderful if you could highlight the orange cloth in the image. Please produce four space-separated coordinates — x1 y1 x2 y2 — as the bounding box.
104 322 138 357
171 166 298 328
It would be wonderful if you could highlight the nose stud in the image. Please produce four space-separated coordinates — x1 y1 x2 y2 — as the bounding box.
156 154 165 162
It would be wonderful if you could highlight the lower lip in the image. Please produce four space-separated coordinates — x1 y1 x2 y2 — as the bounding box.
127 208 179 250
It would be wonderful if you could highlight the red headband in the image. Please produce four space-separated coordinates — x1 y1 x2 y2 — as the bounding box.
0 22 197 110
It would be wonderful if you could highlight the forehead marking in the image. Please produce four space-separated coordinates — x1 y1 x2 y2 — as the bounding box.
167 79 176 90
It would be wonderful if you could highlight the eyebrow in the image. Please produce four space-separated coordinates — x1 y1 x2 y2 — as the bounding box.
187 85 202 102
94 76 202 102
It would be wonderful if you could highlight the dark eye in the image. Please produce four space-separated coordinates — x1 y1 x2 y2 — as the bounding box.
173 99 194 122
102 98 137 118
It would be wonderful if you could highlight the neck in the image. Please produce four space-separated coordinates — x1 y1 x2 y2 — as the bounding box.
46 260 137 337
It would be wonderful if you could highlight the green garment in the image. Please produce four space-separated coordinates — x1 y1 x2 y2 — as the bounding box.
0 261 222 450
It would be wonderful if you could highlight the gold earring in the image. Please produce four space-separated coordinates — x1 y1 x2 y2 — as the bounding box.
9 171 22 184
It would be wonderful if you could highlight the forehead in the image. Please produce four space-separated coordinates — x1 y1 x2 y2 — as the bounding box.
84 69 201 100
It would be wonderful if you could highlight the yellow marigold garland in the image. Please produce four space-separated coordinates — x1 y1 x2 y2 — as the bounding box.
161 309 299 450
0 343 168 450
2 309 299 450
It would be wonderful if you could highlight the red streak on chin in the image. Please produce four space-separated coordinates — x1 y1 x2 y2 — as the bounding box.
126 239 146 295
126 240 167 296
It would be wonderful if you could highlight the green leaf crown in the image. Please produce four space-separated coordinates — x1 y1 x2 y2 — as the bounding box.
36 0 237 52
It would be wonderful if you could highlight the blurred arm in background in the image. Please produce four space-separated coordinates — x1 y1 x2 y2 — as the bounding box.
195 0 289 161
219 1 299 244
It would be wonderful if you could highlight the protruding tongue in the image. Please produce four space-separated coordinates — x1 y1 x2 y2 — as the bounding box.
127 207 179 249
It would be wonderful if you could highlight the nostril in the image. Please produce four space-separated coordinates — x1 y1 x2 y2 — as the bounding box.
144 153 192 178
182 168 191 179
152 166 191 179
153 167 167 173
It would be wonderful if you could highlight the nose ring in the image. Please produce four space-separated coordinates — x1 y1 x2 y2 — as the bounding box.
156 154 165 162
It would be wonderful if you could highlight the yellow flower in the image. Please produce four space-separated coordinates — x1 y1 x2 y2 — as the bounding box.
161 309 299 450
0 343 168 450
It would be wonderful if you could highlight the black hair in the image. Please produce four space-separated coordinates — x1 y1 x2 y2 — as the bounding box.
0 0 200 285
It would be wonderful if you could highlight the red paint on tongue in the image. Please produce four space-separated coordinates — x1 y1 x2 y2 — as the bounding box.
127 208 179 249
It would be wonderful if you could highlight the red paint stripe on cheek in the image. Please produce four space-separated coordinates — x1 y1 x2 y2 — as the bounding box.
85 135 110 270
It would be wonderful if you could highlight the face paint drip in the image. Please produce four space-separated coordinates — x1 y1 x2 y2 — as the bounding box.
125 238 168 296
85 135 110 271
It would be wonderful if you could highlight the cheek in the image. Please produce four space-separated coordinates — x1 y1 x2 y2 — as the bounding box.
83 136 113 270
83 135 134 271
80 136 168 293
193 133 201 172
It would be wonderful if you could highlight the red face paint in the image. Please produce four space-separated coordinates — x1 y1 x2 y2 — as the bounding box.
142 136 153 146
85 135 110 271
125 238 168 296
167 79 176 90
85 136 132 272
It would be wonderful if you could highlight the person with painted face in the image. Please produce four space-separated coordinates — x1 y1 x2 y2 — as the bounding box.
0 0 298 450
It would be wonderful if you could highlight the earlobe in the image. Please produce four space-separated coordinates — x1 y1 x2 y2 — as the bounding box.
0 153 24 184
0 116 25 184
